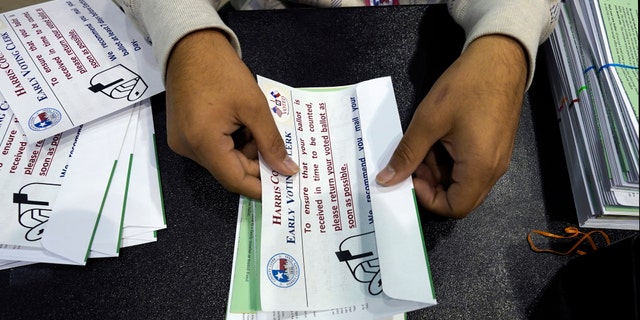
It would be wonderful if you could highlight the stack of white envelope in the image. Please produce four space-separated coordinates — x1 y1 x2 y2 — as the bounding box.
0 0 166 269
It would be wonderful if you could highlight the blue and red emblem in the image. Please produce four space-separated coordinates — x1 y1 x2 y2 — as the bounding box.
28 108 62 131
266 253 300 288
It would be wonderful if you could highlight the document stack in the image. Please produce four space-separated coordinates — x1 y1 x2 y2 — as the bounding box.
544 0 638 230
0 0 166 269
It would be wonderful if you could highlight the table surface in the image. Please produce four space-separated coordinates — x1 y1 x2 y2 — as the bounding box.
1 5 636 320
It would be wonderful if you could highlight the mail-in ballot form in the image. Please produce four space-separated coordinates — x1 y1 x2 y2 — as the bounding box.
0 96 77 249
225 76 436 318
0 0 163 142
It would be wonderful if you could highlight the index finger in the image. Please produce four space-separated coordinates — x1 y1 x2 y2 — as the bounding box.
198 133 263 199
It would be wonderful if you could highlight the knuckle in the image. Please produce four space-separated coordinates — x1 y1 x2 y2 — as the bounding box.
449 207 471 219
445 198 477 220
166 125 205 159
266 130 285 155
166 134 186 156
222 180 242 194
495 157 511 176
392 139 419 166
474 152 510 181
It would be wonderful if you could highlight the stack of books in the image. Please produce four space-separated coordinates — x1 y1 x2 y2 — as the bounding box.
544 0 638 230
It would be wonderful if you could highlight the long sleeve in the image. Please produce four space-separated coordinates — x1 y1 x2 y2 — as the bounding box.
113 0 241 80
448 0 560 89
114 0 559 88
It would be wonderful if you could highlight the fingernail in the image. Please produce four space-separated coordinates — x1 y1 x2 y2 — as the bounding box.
376 166 395 185
283 156 299 174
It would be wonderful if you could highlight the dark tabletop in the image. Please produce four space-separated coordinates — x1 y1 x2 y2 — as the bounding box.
1 5 637 320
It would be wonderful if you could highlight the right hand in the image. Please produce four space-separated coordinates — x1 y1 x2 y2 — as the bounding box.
165 29 299 199
375 35 528 218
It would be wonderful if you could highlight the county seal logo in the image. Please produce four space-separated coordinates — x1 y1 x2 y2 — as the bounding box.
28 108 62 131
266 253 300 288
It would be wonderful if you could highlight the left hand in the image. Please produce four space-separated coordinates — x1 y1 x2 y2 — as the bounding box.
375 35 528 218
165 29 298 200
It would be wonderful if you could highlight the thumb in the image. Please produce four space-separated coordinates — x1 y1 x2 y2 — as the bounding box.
247 105 299 176
375 115 439 187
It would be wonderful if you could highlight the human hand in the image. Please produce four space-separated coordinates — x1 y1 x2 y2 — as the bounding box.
165 29 298 199
375 35 528 218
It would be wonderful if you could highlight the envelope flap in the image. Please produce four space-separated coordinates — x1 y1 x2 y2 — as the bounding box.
370 184 435 303
356 77 436 304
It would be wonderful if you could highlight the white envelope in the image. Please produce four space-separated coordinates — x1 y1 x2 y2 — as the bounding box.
91 101 165 255
41 104 137 264
357 78 435 307
120 231 157 248
0 244 76 265
227 77 436 319
0 259 34 270
89 104 141 257
121 103 166 238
